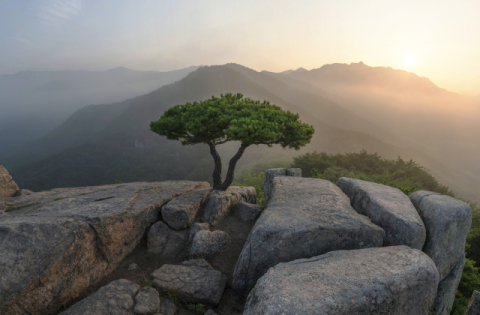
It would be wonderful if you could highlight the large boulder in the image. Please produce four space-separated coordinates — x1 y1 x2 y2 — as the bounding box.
263 168 301 205
0 165 19 199
337 177 426 249
147 221 189 256
0 181 209 315
189 230 229 259
232 176 385 291
161 188 211 230
150 259 227 306
432 254 465 315
243 246 439 315
202 186 255 225
59 279 175 315
465 291 480 315
409 191 472 315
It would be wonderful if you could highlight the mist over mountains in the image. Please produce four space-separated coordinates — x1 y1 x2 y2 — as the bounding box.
0 66 199 151
1 62 478 204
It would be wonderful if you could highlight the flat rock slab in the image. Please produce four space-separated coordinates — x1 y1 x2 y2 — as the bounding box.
150 259 227 306
243 246 439 315
232 177 385 291
263 168 301 206
0 165 19 198
203 186 256 225
189 230 229 259
337 177 426 249
0 180 209 315
465 291 480 315
59 279 175 315
161 188 211 230
409 191 472 280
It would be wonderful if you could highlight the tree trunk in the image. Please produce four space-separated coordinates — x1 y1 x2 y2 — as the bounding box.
208 141 223 189
219 143 249 191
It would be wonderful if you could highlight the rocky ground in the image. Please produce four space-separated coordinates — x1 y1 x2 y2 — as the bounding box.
0 167 474 315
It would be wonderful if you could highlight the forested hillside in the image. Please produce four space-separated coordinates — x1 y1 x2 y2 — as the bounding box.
2 64 478 204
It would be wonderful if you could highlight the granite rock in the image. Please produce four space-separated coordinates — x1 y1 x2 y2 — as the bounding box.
263 168 286 206
161 188 211 230
232 176 385 291
150 259 227 306
0 165 19 199
189 222 210 242
203 186 255 225
59 279 141 315
409 191 472 280
189 230 229 259
243 246 439 315
0 181 209 315
337 177 426 249
432 254 465 315
465 290 480 315
236 201 262 221
147 221 189 256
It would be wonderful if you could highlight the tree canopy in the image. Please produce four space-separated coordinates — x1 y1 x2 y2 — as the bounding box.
150 93 314 190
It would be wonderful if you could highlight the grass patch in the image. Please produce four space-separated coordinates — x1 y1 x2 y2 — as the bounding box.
5 203 39 212
53 197 65 201
187 303 207 314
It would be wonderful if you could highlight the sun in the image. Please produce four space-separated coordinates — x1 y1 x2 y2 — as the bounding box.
404 55 416 70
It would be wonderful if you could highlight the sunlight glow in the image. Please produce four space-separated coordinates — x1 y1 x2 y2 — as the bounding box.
404 55 416 70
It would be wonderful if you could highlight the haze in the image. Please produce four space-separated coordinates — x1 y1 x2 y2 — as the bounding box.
2 0 480 95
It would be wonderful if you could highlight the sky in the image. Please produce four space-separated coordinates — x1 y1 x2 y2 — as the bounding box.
1 0 479 95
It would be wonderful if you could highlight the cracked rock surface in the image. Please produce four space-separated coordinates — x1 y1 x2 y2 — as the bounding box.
243 246 439 315
232 176 385 291
337 177 426 249
0 180 209 315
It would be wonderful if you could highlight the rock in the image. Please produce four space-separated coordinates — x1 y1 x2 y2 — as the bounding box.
59 279 141 315
14 189 34 197
150 259 227 306
189 222 210 242
465 291 480 315
147 221 189 256
189 230 229 259
236 201 262 221
263 168 286 206
263 168 301 206
337 177 426 249
232 176 385 291
161 188 211 230
0 165 19 199
0 180 209 315
133 287 161 315
285 168 302 177
128 263 138 271
203 186 256 225
409 191 472 280
243 246 439 315
432 254 465 315
157 297 177 315
409 190 441 209
204 310 217 315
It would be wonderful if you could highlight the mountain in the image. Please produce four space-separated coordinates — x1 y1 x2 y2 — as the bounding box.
0 66 199 152
3 64 479 203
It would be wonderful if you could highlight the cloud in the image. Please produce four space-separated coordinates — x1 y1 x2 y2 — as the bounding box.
37 0 82 24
